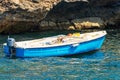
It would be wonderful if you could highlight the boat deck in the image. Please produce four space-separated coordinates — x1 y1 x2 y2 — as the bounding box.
15 31 107 48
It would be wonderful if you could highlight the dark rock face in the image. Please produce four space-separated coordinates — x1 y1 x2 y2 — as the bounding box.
32 0 41 3
42 0 120 30
0 0 120 34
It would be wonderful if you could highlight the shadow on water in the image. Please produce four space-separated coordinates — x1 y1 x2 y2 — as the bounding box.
62 50 104 60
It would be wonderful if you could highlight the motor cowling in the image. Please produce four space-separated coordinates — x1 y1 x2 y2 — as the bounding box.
7 37 16 58
7 38 16 47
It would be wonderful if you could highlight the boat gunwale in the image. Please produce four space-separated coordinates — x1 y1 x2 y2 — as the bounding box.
3 31 107 49
20 36 106 50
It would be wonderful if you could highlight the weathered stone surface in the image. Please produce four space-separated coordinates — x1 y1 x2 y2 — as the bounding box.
46 0 120 29
39 20 72 30
72 17 103 29
39 20 57 30
0 0 120 34
89 0 120 6
0 0 61 33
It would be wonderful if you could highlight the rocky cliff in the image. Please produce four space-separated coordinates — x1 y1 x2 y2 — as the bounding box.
0 0 120 34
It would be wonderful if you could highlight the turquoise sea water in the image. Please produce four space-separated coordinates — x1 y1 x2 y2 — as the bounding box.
0 29 120 80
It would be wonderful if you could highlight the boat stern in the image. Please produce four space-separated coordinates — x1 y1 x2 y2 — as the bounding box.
3 43 25 58
3 44 10 56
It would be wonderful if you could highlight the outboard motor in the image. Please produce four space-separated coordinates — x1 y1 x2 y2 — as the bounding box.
7 36 16 58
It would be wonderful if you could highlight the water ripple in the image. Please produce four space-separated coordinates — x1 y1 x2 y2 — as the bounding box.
0 29 120 79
